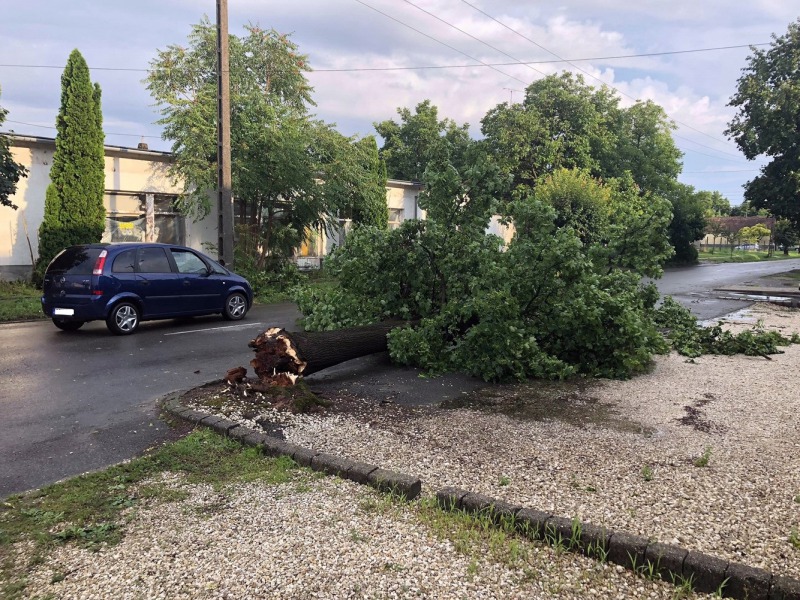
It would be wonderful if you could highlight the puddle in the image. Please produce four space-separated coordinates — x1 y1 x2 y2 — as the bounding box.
442 378 653 435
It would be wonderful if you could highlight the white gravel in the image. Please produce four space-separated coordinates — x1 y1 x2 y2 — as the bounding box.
16 303 800 598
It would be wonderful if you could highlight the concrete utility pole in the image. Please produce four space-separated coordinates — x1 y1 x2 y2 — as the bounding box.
216 0 234 267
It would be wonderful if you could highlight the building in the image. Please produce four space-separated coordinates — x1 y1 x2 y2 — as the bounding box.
1 135 429 280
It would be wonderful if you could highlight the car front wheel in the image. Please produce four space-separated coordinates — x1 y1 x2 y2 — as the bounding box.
52 318 84 332
106 302 140 335
222 292 248 321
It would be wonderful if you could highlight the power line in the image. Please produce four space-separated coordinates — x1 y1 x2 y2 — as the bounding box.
456 0 741 151
4 119 162 139
400 0 546 78
351 0 528 85
0 43 769 74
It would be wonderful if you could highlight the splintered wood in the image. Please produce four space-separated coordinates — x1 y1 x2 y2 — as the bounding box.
242 322 405 386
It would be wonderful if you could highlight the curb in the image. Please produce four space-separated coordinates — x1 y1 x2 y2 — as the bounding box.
162 395 800 600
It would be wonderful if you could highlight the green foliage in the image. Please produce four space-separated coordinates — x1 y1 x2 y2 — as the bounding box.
0 280 43 321
0 88 28 210
726 19 800 227
664 183 707 265
694 446 713 468
374 99 472 181
34 50 105 282
298 166 672 381
774 220 799 255
654 296 799 358
148 20 384 270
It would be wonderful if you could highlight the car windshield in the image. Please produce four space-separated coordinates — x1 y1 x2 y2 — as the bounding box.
47 247 104 275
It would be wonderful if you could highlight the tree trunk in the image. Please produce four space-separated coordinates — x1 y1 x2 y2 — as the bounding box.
247 321 409 386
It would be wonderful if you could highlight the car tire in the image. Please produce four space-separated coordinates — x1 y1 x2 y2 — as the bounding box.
106 302 140 335
222 292 248 321
52 318 84 331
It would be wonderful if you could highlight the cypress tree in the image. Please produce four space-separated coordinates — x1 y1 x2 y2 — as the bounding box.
35 49 105 281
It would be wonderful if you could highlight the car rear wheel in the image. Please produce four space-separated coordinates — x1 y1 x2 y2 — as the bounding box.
222 292 248 321
106 302 140 335
52 318 84 331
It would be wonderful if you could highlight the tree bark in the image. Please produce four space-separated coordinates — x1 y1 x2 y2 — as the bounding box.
247 321 409 386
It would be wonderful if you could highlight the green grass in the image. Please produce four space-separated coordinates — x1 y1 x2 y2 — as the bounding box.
0 428 298 599
0 281 43 322
699 249 800 263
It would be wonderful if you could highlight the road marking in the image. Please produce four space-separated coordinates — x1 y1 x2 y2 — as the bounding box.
164 322 263 336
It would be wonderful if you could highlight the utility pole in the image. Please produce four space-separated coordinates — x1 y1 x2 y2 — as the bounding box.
216 0 234 267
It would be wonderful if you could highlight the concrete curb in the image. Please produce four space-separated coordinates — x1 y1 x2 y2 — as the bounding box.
162 396 800 600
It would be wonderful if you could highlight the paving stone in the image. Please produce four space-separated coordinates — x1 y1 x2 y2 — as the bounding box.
460 492 495 514
683 551 729 595
607 531 649 570
435 487 469 511
226 425 250 441
283 443 318 466
578 522 611 558
644 542 688 583
311 452 352 477
260 437 296 459
366 468 422 500
344 460 379 484
208 418 240 437
514 508 552 540
724 562 771 600
242 431 270 447
544 515 578 548
769 575 800 600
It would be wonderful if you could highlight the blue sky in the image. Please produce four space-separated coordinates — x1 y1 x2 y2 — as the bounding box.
1 0 797 206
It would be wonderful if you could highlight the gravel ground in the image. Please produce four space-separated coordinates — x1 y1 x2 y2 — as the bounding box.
18 303 800 598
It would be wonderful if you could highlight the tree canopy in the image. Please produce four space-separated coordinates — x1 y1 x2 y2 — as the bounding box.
147 19 386 273
0 89 28 210
35 50 105 280
726 19 800 227
374 100 472 182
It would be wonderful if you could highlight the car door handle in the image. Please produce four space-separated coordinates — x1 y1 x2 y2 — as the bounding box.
183 280 191 286
140 280 150 286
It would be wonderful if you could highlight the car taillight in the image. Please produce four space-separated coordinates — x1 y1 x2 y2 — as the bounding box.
93 250 107 275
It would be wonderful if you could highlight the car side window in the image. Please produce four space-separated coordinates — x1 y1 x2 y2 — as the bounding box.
170 249 208 274
111 249 136 273
137 248 172 273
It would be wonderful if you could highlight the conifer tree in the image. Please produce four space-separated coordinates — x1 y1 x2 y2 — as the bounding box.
35 49 105 281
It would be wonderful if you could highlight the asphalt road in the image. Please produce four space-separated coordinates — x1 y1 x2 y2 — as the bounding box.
2 258 799 498
0 303 301 498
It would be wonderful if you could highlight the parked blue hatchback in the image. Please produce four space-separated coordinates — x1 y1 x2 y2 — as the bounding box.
41 243 254 335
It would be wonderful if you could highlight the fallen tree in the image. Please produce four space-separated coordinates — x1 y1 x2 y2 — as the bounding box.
237 321 406 387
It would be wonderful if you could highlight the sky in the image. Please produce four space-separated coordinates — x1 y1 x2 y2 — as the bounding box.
0 1 797 207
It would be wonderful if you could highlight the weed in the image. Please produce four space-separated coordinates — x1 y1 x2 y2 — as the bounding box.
790 527 800 550
498 475 511 487
467 558 479 577
714 577 730 598
794 495 800 504
669 572 695 598
694 446 712 468
543 523 566 555
569 518 582 551
641 464 654 481
349 529 367 543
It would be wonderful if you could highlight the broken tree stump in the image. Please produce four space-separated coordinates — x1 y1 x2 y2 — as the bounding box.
248 321 408 386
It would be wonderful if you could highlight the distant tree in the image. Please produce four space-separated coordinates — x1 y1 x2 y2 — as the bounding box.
738 223 772 248
773 219 799 255
35 49 105 281
697 190 730 216
374 100 472 182
726 19 800 226
148 20 385 276
729 199 768 217
664 184 707 264
0 88 28 209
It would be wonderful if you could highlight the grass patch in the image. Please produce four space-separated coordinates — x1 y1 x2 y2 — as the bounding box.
0 281 42 322
0 428 298 599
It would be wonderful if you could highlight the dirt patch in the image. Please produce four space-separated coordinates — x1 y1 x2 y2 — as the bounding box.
179 374 654 438
676 392 726 433
442 378 654 435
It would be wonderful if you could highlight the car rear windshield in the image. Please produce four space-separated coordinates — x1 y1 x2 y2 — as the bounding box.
47 247 104 276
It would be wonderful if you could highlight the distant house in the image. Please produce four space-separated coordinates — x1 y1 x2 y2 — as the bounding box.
0 135 431 280
701 215 775 249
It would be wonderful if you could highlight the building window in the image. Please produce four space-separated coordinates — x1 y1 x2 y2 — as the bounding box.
103 193 184 244
388 208 404 229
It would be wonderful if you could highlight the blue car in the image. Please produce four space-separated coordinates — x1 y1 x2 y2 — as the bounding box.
41 243 254 335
